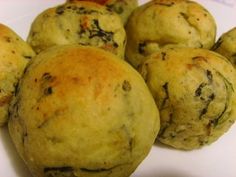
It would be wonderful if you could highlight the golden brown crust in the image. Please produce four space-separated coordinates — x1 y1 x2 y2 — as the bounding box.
9 45 159 177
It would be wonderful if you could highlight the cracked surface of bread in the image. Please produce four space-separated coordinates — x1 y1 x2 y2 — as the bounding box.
139 48 236 150
27 1 126 58
0 24 35 126
8 45 159 177
126 0 216 68
212 27 236 67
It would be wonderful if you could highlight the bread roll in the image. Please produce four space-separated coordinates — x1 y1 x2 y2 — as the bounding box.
9 45 159 177
126 0 216 68
212 27 236 67
139 48 236 150
27 1 126 58
67 0 138 24
0 24 35 126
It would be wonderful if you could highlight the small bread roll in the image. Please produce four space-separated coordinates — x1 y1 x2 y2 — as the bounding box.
212 27 236 66
126 0 216 68
0 24 35 126
67 0 138 25
139 48 236 150
8 45 159 177
27 1 126 58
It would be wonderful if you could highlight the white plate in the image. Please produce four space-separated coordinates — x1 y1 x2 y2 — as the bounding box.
0 0 236 177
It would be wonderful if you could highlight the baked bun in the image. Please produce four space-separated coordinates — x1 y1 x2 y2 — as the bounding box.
8 45 159 177
0 24 35 126
139 48 236 150
212 27 236 66
27 1 126 58
67 0 138 25
126 0 217 68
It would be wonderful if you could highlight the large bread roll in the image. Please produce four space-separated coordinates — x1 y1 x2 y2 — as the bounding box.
9 45 159 177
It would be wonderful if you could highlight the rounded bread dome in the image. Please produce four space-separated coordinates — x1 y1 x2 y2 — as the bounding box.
27 1 126 58
139 48 236 150
125 0 217 68
8 45 160 177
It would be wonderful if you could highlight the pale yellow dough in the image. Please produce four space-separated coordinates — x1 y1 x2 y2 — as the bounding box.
126 0 216 68
139 48 236 150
